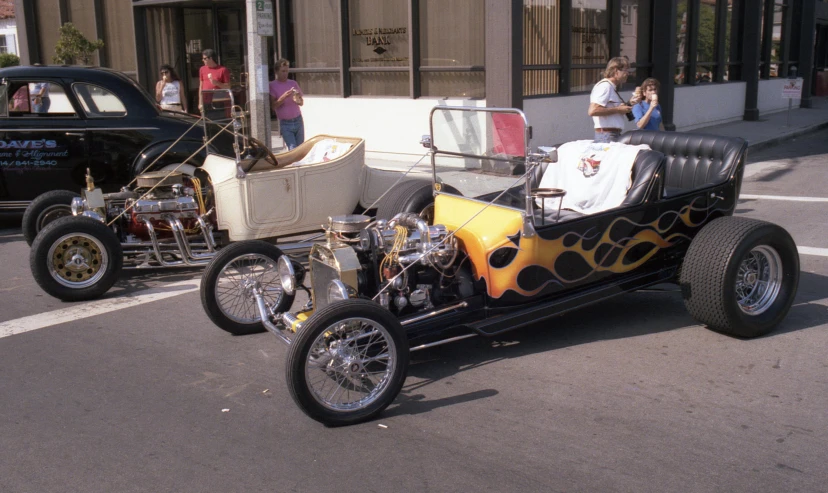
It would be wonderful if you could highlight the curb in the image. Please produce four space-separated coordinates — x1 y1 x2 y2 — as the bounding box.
746 120 828 151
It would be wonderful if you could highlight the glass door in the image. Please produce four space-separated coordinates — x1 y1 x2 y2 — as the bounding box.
217 7 248 110
183 8 214 112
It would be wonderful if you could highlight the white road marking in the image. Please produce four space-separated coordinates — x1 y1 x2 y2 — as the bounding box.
0 278 201 339
798 246 828 257
740 194 828 202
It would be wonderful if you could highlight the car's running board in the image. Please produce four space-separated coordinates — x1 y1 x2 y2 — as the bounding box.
468 267 678 336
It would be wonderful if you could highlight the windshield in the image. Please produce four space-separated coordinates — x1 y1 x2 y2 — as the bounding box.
429 107 529 209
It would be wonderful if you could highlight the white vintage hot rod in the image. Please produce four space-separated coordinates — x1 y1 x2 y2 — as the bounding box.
28 100 435 301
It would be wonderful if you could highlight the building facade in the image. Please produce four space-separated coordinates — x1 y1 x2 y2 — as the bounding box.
13 0 828 158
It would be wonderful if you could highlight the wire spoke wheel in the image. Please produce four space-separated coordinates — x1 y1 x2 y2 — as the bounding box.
47 232 108 289
305 317 396 412
735 245 783 316
215 253 284 324
287 299 408 426
201 241 294 335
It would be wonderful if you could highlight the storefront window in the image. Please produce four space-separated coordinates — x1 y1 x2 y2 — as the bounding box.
349 0 409 96
523 0 560 96
419 0 485 98
571 0 610 92
769 0 786 78
675 0 689 85
696 0 717 83
620 0 653 83
726 0 739 80
292 0 341 95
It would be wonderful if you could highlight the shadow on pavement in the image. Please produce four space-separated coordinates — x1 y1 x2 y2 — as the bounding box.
390 270 828 417
748 127 828 163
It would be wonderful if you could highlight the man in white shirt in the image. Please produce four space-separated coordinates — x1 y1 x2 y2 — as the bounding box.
587 57 632 143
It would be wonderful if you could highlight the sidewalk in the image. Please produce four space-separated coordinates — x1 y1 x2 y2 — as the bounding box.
692 97 828 151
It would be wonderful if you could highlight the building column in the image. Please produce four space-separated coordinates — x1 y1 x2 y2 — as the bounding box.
246 0 273 147
742 0 762 121
651 0 677 131
13 0 39 64
485 0 522 109
796 0 817 108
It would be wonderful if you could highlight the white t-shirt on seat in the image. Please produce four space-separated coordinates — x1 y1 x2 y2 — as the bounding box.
590 79 626 130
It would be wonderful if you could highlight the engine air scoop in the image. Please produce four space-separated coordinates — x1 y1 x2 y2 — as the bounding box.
136 170 185 188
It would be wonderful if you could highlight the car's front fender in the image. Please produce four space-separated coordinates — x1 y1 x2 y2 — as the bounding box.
131 140 206 177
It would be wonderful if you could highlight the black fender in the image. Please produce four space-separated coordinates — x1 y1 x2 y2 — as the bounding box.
131 140 207 177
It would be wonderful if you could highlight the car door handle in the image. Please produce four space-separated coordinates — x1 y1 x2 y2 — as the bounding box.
65 132 85 141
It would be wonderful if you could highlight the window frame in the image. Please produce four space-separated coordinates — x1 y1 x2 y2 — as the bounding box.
284 0 485 99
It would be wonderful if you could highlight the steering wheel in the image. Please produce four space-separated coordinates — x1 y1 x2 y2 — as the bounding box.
244 137 290 171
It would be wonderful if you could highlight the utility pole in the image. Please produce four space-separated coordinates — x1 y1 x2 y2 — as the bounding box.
246 0 273 148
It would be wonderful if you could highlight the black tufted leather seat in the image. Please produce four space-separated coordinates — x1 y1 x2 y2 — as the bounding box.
619 131 747 198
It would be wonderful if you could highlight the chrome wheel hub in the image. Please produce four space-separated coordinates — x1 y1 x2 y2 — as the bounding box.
47 233 108 288
735 245 783 316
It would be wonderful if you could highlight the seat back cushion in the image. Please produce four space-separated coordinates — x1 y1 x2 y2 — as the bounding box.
620 131 747 191
619 149 665 207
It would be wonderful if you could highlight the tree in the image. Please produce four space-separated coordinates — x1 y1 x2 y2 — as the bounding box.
52 22 105 65
0 53 19 68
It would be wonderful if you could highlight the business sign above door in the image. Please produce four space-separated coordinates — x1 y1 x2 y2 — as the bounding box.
256 0 274 37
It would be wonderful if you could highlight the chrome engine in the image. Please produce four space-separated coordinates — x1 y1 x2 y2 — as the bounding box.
73 169 217 268
307 212 467 316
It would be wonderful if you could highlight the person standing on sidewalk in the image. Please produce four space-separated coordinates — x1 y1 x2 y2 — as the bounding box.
269 58 305 150
198 49 232 121
631 78 664 131
587 57 633 143
156 64 188 113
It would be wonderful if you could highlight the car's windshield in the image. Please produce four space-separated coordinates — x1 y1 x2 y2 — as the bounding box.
430 107 529 210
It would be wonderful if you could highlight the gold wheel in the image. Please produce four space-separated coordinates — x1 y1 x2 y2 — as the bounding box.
48 233 108 288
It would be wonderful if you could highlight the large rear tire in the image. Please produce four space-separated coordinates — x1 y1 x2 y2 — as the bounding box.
376 180 435 223
30 216 123 301
22 190 80 246
680 216 799 338
201 241 295 335
286 299 409 426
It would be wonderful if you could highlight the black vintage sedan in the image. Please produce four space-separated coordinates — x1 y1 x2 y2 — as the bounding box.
0 65 220 243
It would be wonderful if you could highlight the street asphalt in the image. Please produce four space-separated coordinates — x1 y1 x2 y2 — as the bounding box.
0 125 826 493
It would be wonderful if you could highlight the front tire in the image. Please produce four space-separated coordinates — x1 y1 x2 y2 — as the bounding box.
286 299 409 426
680 217 799 338
30 216 123 301
200 241 295 335
22 190 80 246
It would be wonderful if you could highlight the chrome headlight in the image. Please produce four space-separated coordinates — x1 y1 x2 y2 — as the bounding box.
277 255 296 295
327 280 352 304
70 197 84 215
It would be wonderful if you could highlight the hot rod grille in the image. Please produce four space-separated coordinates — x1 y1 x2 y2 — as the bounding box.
310 254 340 312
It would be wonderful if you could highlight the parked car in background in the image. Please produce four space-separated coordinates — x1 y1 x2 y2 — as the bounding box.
0 65 221 244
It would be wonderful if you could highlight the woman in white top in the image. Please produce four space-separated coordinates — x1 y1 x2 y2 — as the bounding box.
155 64 188 112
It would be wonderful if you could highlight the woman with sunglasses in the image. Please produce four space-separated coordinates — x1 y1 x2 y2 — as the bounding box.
155 64 188 112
